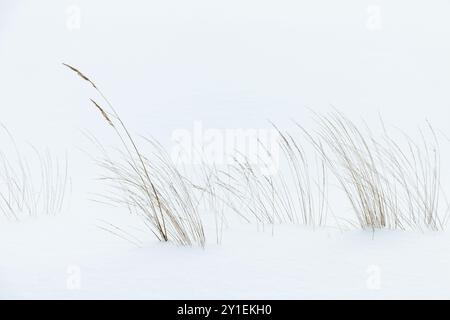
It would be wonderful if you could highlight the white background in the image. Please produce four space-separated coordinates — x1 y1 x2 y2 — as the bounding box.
1 0 450 299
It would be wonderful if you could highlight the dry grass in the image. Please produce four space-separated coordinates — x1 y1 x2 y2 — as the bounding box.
304 111 448 231
209 125 328 228
64 63 205 246
0 125 69 220
63 63 448 235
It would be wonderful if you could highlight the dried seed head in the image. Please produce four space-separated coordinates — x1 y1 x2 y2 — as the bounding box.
90 99 114 127
62 63 97 89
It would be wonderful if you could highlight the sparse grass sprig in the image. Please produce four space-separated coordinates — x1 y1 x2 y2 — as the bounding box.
0 125 69 219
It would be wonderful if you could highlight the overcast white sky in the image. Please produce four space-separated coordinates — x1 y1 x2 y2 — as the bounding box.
1 1 449 135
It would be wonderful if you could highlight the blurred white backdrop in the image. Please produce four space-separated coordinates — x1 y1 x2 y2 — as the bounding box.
1 0 450 216
2 1 450 299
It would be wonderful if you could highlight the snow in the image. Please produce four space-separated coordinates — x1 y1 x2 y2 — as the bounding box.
1 0 450 299
1 213 449 299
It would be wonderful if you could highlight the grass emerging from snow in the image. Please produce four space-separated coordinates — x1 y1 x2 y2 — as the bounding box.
64 64 450 246
306 111 449 231
0 125 69 220
64 63 205 247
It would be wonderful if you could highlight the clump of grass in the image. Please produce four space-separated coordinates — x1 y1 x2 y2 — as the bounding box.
305 111 448 231
0 125 69 220
64 63 205 246
210 125 328 228
62 62 448 235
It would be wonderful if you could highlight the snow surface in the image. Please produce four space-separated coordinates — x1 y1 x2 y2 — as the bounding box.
1 0 450 299
2 213 450 299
